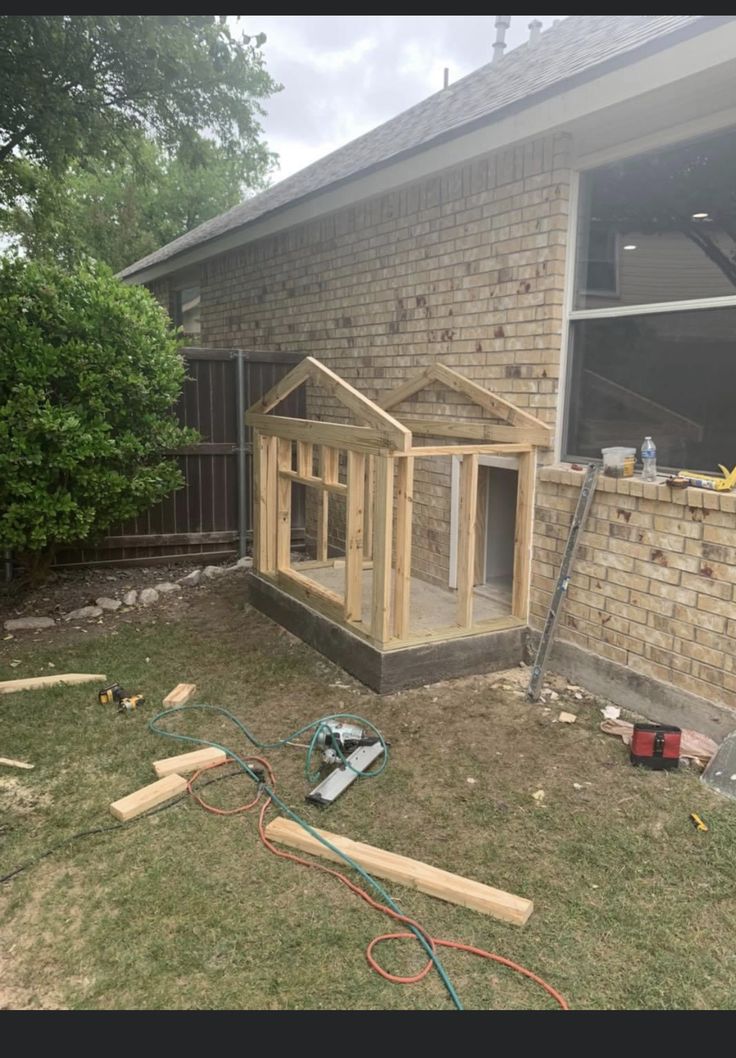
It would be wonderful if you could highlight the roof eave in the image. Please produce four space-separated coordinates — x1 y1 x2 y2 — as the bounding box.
120 15 726 284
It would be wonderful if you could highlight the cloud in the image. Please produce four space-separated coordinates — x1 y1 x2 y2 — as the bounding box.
240 16 564 180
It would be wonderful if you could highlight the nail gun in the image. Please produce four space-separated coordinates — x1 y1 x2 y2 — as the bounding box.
306 721 385 806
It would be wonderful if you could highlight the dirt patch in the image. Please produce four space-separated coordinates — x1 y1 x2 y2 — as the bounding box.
0 561 252 666
0 776 52 817
0 559 218 624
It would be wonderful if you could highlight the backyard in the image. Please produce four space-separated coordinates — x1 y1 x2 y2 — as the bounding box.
1 569 734 1010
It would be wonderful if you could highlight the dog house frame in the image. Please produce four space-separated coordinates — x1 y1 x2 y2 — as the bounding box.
245 357 550 671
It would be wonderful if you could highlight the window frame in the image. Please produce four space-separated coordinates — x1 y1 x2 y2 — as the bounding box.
172 283 202 335
559 125 736 470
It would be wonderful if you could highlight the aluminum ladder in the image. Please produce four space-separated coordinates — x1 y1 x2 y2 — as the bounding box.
526 463 600 702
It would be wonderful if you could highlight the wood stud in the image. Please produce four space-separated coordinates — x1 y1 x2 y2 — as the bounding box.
393 456 414 639
456 453 479 628
247 358 544 652
345 451 366 622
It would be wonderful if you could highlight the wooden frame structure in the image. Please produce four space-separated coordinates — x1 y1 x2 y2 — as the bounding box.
245 358 551 651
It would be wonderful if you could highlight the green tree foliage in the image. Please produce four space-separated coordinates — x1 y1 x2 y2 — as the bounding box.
0 15 278 176
4 136 266 272
0 16 280 265
0 257 195 577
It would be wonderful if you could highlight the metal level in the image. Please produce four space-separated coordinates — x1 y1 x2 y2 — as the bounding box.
306 741 384 806
527 463 600 702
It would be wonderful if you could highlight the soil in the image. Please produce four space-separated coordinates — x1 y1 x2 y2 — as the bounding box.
0 560 213 625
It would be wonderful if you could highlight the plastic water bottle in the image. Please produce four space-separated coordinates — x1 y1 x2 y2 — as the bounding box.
641 436 657 482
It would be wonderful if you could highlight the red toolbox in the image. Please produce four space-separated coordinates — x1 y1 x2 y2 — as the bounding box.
630 723 681 770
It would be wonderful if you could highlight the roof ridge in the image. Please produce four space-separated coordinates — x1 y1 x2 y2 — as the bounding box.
120 16 712 279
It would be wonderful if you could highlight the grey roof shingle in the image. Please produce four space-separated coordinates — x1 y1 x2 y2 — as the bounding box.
120 15 712 279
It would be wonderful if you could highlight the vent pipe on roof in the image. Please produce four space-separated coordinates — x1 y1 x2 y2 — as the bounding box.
492 15 511 62
528 19 542 45
443 67 449 89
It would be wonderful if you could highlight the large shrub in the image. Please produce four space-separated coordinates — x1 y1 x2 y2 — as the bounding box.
0 257 194 577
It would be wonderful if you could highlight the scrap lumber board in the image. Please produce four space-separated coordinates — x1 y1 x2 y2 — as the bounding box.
0 673 106 695
162 682 197 707
0 757 34 770
265 817 533 926
0 673 105 696
153 747 227 778
110 773 188 822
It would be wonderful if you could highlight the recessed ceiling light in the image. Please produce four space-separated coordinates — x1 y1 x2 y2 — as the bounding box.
692 212 710 219
623 244 637 250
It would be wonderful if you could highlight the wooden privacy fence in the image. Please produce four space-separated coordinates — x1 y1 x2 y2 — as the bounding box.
53 348 306 570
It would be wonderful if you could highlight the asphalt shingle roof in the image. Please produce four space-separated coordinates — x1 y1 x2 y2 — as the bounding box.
120 15 710 279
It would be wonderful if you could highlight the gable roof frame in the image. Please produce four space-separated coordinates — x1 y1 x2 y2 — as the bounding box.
379 361 552 447
246 356 411 453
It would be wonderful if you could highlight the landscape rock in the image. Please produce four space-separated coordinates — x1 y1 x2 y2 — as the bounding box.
203 565 225 579
234 556 252 569
139 588 159 606
122 590 138 606
4 616 56 631
179 569 201 587
154 582 178 594
96 597 121 611
65 606 103 621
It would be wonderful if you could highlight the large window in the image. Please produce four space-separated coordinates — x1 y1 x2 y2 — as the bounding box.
564 128 736 472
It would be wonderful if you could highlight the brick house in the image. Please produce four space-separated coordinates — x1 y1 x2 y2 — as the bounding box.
121 15 736 730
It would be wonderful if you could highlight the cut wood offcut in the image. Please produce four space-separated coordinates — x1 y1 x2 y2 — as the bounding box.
0 757 34 770
264 816 533 926
110 773 187 822
162 682 197 707
152 746 227 778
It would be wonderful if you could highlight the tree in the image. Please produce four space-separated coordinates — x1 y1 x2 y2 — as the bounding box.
0 16 279 179
0 257 195 580
2 135 268 272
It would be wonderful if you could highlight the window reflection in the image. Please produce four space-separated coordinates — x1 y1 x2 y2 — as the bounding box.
576 131 736 309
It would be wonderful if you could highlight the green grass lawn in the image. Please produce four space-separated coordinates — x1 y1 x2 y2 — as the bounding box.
1 580 735 1010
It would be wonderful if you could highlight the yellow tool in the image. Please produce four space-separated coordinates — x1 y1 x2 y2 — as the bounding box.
118 693 145 714
690 812 708 832
668 465 736 492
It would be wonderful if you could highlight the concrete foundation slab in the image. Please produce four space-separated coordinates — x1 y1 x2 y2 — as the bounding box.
248 572 527 693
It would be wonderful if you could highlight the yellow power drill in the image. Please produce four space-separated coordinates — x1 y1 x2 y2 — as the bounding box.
98 683 145 715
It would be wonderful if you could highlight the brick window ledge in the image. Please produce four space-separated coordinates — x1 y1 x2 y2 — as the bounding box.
538 463 736 514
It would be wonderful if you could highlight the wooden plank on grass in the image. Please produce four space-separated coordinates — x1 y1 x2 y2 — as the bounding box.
153 747 227 778
0 757 34 770
265 817 533 926
110 773 188 822
0 673 106 695
162 683 197 707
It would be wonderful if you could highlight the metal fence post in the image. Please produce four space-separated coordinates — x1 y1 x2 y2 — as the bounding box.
235 350 248 559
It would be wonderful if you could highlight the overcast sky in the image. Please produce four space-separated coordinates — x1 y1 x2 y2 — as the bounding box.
240 15 565 182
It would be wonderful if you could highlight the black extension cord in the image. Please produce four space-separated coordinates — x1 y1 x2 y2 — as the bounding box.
0 767 244 885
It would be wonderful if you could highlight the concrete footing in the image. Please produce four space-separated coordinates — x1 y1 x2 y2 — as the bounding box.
532 633 736 741
248 572 526 693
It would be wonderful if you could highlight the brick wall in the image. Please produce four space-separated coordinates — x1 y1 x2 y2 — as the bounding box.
200 132 572 582
140 126 736 713
533 466 736 710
